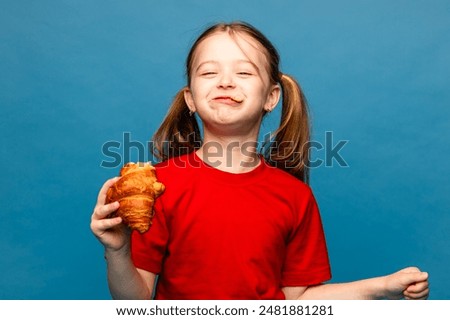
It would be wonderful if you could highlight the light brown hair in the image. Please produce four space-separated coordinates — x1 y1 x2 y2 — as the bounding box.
152 22 311 183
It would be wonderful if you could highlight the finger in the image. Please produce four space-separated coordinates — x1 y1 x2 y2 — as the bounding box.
97 176 121 205
406 280 429 294
92 201 120 220
404 288 429 300
399 271 428 287
91 216 123 234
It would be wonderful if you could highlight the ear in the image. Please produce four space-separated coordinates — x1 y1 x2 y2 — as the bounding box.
183 87 196 113
264 84 281 112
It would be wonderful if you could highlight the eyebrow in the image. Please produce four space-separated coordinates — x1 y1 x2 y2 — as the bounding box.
195 59 261 73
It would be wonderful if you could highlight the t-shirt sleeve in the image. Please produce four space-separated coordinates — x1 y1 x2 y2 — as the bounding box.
281 187 332 287
131 197 168 274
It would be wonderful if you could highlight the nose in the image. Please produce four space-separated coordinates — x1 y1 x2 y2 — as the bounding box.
217 71 235 89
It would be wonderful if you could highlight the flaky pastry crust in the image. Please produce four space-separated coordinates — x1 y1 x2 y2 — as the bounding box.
105 162 165 233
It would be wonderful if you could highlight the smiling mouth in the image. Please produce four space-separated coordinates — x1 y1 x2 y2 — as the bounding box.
214 95 244 103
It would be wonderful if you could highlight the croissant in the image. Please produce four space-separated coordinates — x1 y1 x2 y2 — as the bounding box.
105 162 165 233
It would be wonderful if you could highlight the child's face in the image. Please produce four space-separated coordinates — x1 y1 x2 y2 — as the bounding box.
184 31 280 136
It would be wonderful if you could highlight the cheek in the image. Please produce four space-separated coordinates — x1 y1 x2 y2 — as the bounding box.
190 79 210 98
247 81 270 101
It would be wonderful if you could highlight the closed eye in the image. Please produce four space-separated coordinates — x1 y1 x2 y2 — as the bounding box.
200 71 217 77
237 71 253 76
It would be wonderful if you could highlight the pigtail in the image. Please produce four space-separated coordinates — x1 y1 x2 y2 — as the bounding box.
265 74 310 183
152 88 202 161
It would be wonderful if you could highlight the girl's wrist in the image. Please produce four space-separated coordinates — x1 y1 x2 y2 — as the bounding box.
368 275 389 299
104 244 131 262
355 276 388 299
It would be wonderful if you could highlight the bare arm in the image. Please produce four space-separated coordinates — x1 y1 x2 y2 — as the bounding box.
283 267 429 300
91 177 156 299
105 247 156 300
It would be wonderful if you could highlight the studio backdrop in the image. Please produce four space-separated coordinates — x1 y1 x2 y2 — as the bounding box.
0 0 449 299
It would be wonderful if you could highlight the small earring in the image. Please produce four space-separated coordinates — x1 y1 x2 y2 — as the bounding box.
189 110 195 116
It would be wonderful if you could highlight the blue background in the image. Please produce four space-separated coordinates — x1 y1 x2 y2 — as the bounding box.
1 0 449 299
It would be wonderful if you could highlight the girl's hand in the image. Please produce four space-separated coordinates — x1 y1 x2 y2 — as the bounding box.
384 267 429 299
90 177 131 252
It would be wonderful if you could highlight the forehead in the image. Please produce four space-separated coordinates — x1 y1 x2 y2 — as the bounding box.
191 31 268 67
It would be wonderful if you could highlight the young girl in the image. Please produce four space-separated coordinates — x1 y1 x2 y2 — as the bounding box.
91 22 429 300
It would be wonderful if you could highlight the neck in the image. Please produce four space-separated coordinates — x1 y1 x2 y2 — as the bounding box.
197 131 261 174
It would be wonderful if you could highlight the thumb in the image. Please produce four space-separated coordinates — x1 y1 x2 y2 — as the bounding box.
399 266 421 273
398 270 428 286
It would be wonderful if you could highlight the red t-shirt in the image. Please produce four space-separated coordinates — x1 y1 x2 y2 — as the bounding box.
131 152 331 299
